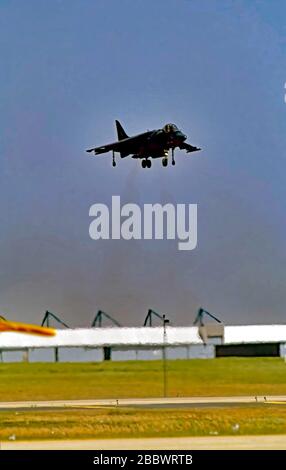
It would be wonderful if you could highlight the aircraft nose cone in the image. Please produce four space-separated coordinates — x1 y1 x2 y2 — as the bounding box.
171 131 187 144
177 132 187 141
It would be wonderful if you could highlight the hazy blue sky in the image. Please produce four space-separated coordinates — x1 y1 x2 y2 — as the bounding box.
0 0 285 327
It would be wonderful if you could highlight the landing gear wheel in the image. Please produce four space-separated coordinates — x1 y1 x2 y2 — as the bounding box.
142 160 146 168
162 158 168 167
112 160 116 167
146 160 152 168
172 160 176 166
112 152 116 167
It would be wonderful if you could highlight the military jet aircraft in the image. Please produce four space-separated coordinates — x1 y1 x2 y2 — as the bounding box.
86 121 201 168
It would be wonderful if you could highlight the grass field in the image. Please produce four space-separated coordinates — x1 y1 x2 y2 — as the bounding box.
1 358 286 441
1 405 286 441
0 358 286 401
0 357 286 401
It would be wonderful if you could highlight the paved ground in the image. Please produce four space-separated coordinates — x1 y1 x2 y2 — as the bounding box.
2 435 286 450
1 396 286 450
1 395 286 411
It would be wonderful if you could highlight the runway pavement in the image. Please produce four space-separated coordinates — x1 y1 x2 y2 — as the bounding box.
0 395 286 411
1 396 286 450
2 435 286 450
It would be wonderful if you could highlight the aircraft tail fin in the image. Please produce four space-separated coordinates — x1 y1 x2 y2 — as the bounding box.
115 120 129 141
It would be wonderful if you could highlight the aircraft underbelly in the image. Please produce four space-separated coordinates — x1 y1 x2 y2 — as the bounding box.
135 143 167 158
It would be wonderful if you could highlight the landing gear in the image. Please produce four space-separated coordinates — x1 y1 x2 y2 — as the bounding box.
142 159 151 169
171 148 175 166
162 158 168 167
112 151 116 167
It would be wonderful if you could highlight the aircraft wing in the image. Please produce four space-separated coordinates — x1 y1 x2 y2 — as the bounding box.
180 142 201 153
86 142 118 155
86 137 133 155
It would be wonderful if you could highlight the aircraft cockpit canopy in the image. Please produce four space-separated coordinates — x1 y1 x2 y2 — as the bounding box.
163 123 178 133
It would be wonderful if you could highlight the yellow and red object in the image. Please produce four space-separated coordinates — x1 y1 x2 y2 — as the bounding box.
0 317 56 336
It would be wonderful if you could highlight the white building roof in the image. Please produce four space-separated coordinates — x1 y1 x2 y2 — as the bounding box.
0 325 286 350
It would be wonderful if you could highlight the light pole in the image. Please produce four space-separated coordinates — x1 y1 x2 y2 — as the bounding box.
162 314 169 397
